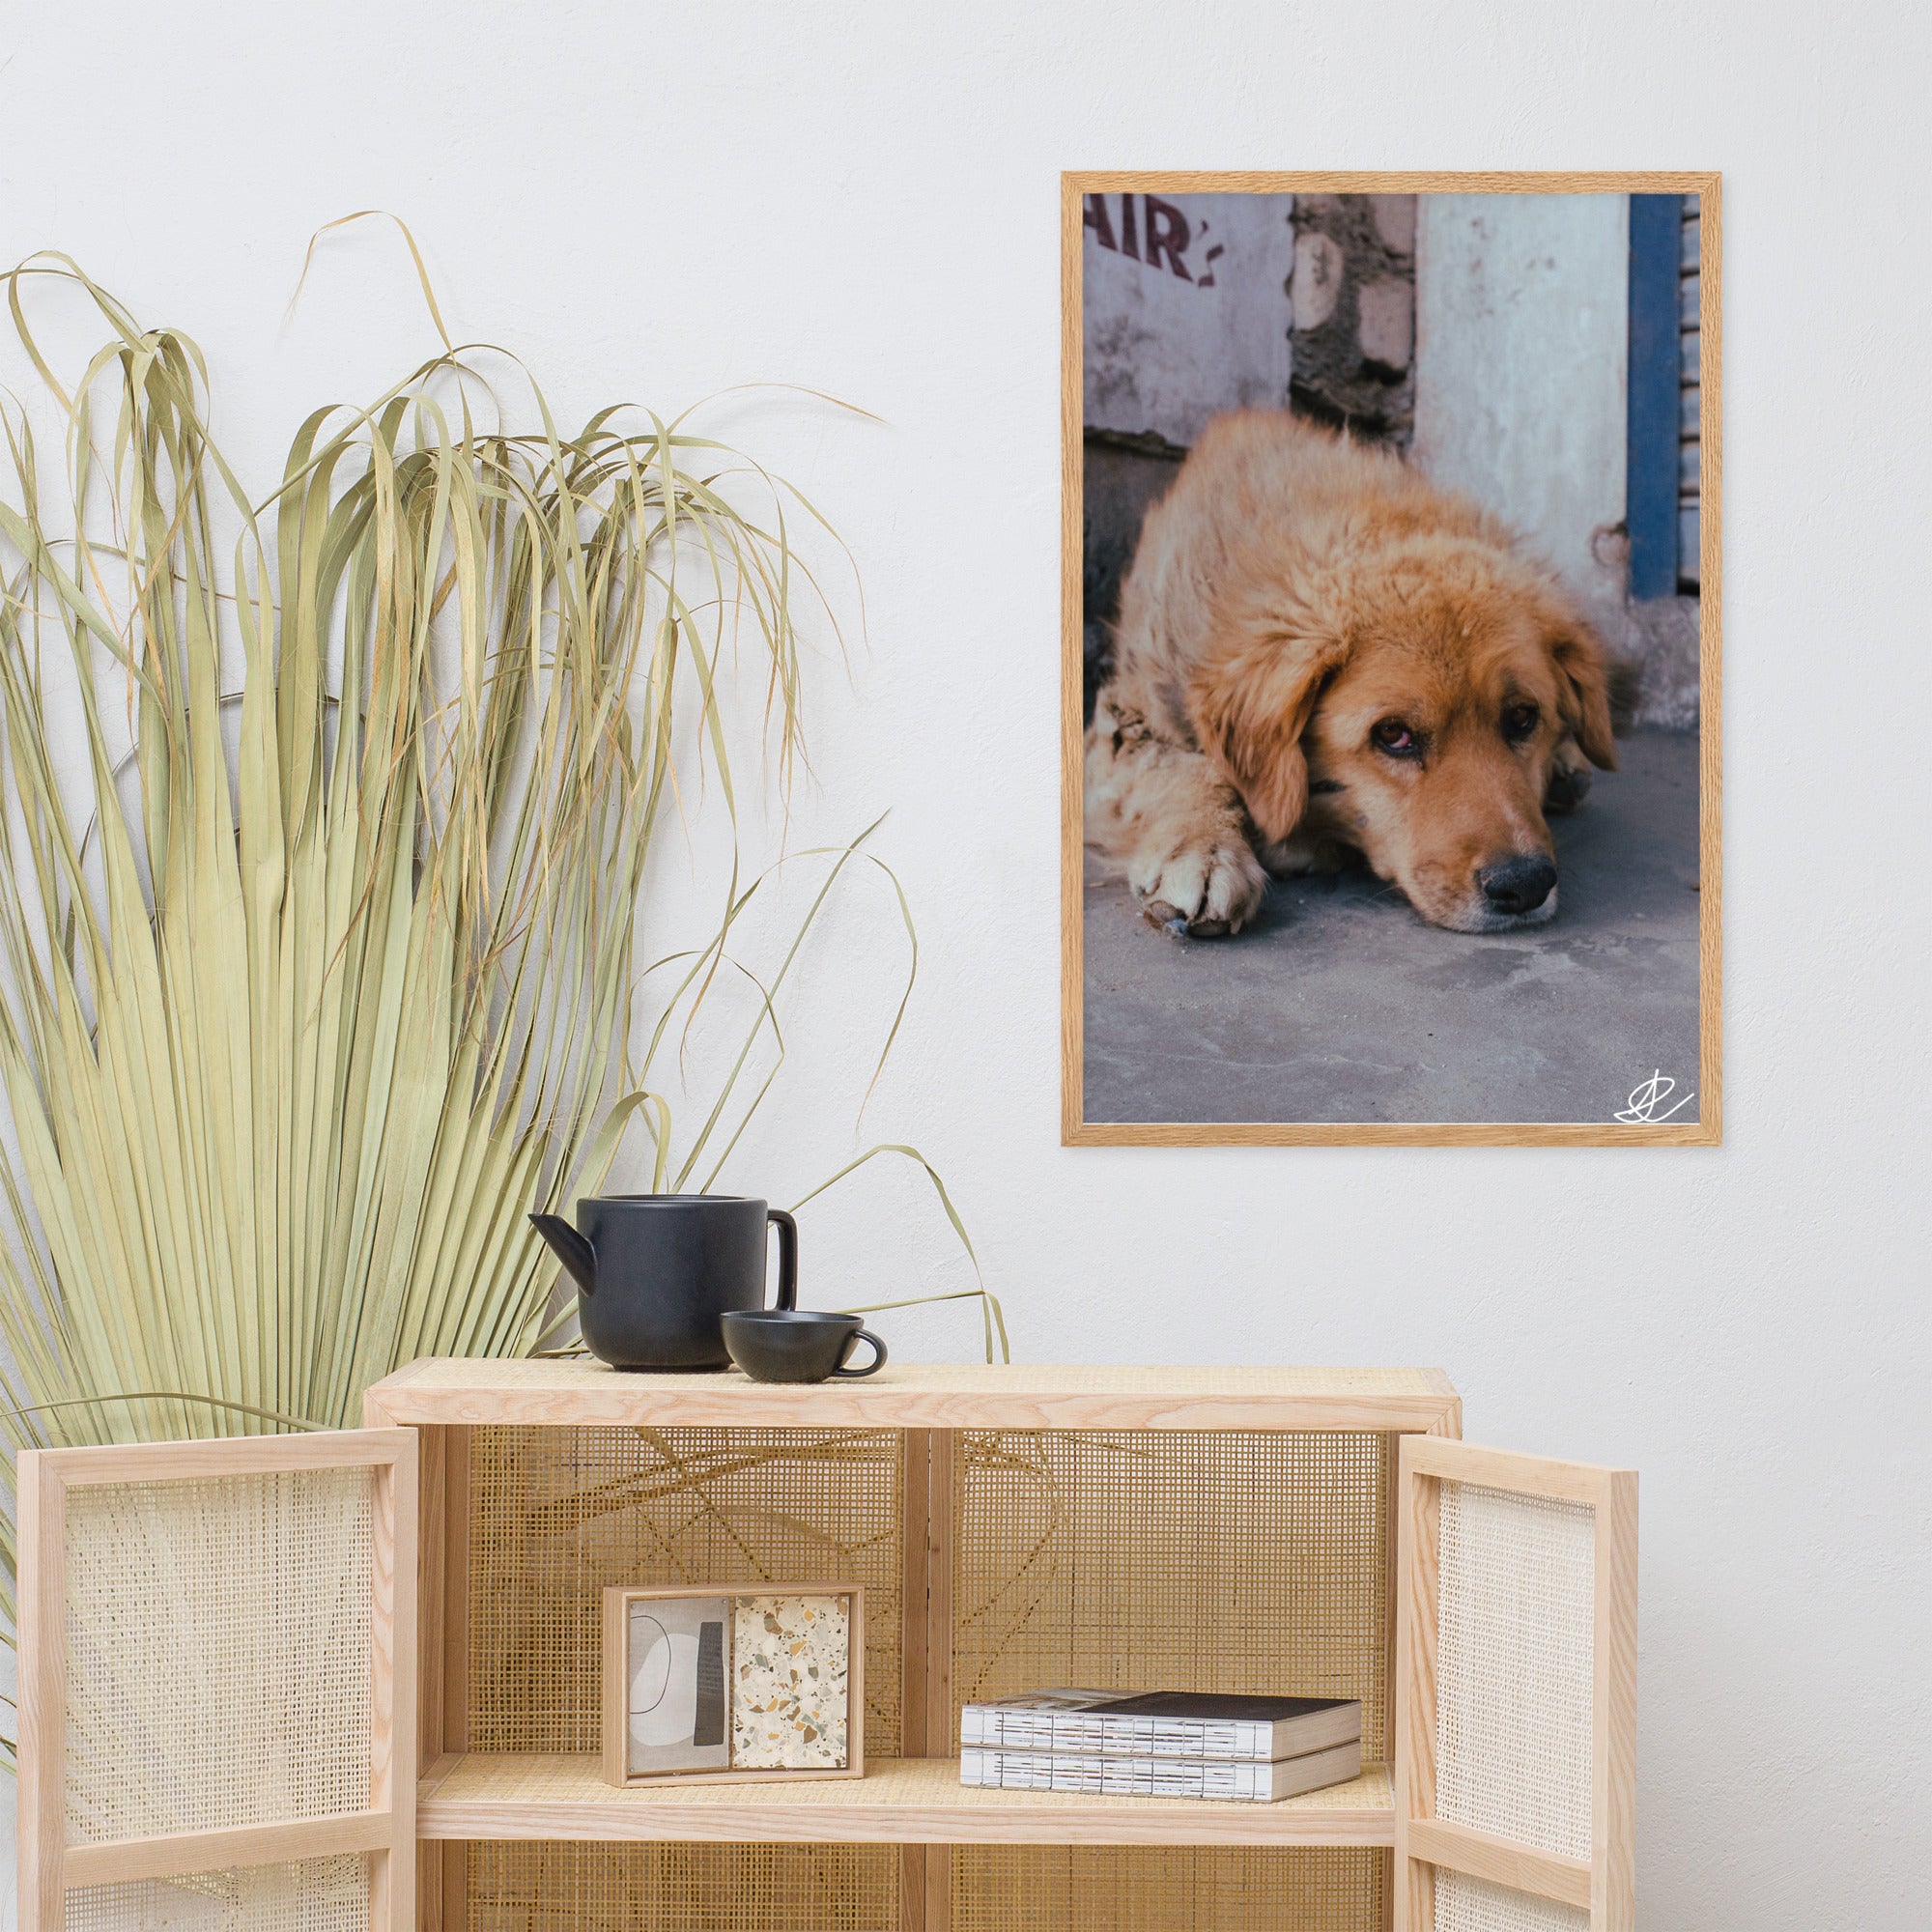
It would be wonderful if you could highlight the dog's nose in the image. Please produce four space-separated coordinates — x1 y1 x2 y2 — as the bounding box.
1477 854 1557 915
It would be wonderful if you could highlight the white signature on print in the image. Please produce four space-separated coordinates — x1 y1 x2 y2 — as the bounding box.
1614 1071 1697 1124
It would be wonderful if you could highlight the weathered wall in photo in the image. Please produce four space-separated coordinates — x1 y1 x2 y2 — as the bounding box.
1080 190 1423 712
1080 190 1295 710
1083 190 1295 447
1288 191 1418 444
1414 193 1699 727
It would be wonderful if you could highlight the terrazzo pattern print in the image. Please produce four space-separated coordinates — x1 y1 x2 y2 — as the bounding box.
730 1594 851 1770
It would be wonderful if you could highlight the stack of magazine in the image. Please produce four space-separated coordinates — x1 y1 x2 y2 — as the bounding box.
958 1689 1362 1804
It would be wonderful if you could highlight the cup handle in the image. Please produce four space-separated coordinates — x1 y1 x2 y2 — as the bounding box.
767 1208 798 1311
832 1328 887 1378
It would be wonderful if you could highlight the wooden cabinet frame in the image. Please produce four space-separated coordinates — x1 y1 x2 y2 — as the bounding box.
367 1361 1465 1932
17 1366 1637 1932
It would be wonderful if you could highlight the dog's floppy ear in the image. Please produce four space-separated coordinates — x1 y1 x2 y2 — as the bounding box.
1547 620 1618 771
1187 624 1349 844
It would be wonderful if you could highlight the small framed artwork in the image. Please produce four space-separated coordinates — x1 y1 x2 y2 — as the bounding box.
601 1583 865 1787
1063 171 1721 1146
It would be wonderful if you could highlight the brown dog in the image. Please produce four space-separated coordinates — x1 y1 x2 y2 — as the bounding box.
1085 409 1617 935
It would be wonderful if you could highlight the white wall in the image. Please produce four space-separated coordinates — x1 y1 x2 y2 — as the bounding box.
1415 194 1631 623
2 4 1928 1929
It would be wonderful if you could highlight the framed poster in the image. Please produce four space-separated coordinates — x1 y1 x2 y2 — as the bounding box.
1063 171 1720 1146
601 1584 865 1787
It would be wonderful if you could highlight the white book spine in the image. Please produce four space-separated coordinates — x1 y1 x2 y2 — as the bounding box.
959 1747 1283 1802
958 1709 1279 1761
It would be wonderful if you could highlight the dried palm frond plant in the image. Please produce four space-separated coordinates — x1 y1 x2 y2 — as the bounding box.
0 236 1003 1764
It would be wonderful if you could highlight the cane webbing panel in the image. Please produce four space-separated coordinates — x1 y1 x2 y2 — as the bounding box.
1434 1870 1589 1932
953 1847 1387 1931
62 1469 375 1842
466 1841 896 1932
1435 1482 1595 1861
952 1431 1392 1759
63 1855 370 1932
468 1426 902 1756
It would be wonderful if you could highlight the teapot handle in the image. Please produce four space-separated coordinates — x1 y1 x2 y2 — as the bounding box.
767 1208 798 1311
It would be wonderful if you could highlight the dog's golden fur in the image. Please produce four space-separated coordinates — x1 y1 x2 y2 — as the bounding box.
1085 409 1617 935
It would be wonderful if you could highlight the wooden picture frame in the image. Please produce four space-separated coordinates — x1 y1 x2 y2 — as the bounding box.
1062 170 1721 1147
1394 1435 1638 1930
601 1582 867 1788
15 1428 417 1932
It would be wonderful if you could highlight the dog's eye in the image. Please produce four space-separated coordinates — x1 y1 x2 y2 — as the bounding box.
1372 717 1420 757
1502 701 1540 742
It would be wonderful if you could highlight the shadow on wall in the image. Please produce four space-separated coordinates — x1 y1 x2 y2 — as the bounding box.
1083 437 1180 718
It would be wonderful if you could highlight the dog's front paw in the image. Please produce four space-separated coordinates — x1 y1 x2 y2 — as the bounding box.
1544 738 1595 815
1129 839 1267 938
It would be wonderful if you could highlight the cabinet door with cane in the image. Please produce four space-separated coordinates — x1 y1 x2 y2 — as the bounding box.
15 1430 417 1932
1396 1437 1638 1932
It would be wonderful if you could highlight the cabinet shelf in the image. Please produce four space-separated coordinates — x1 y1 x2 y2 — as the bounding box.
415 1752 1395 1848
367 1356 1463 1434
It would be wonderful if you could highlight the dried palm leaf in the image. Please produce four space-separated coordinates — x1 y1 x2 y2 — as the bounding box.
0 239 1001 1765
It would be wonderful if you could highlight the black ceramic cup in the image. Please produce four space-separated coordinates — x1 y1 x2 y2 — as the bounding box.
720 1310 888 1384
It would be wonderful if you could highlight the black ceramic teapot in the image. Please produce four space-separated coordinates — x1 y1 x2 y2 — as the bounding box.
529 1194 798 1371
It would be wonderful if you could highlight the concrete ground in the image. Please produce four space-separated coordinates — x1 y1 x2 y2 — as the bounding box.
1082 730 1703 1126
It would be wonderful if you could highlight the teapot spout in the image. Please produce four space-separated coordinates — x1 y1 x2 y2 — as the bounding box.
529 1212 598 1295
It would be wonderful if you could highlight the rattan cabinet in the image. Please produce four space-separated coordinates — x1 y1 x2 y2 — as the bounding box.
17 1362 1636 1932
